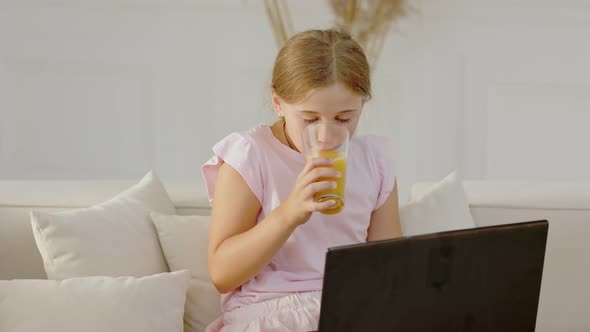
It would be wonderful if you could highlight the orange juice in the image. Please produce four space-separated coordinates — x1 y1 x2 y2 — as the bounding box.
311 150 347 215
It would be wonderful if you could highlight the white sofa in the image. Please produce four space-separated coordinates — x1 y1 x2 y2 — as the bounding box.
1 179 589 331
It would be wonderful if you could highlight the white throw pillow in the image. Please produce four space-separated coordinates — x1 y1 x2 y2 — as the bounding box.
400 172 476 236
0 270 190 332
30 171 175 279
150 212 221 332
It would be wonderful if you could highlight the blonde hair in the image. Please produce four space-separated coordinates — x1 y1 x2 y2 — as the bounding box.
271 29 371 104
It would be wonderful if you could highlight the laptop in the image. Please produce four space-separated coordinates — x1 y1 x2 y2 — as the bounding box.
316 220 548 332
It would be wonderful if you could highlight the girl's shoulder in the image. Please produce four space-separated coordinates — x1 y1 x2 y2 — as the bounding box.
351 134 394 160
213 124 272 151
203 125 272 205
351 134 396 210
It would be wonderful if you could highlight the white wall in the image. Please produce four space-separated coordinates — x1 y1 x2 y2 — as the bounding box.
1 0 589 200
390 0 590 198
0 0 278 185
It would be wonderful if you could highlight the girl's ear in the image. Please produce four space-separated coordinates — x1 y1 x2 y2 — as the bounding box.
271 89 284 117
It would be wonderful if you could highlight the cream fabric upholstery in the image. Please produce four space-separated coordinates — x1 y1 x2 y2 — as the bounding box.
0 181 211 280
1 179 589 331
0 271 190 332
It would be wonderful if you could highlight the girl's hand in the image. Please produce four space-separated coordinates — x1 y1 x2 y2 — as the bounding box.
278 156 341 227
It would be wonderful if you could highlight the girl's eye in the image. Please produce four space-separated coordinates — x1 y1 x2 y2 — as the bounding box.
303 118 350 124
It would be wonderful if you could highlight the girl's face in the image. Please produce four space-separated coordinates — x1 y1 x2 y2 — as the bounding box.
272 83 364 153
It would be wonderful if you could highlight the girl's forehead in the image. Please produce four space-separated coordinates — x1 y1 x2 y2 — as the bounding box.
307 83 362 101
292 84 364 112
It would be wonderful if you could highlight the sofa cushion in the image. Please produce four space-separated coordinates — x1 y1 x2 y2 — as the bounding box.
151 212 221 332
30 171 175 279
0 270 189 332
399 172 475 236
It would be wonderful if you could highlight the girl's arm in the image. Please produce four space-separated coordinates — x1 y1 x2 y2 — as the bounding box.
208 158 338 294
367 180 403 242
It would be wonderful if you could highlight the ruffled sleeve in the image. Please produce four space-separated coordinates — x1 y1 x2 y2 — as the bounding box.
201 132 263 206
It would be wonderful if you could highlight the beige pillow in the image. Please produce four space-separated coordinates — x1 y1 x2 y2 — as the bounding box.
0 270 190 332
31 171 175 279
151 212 221 332
400 172 476 236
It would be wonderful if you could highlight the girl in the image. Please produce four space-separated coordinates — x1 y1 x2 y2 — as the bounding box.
202 29 402 331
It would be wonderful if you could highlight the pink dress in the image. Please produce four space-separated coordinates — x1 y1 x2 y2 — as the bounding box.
202 124 396 331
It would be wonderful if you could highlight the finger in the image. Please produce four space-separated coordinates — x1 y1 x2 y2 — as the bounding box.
300 167 341 188
303 181 337 198
310 199 337 212
298 157 334 179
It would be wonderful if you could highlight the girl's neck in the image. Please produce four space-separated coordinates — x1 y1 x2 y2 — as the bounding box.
270 119 300 153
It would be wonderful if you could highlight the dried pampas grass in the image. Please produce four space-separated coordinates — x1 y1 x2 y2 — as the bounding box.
263 0 407 69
